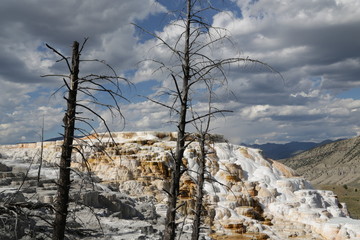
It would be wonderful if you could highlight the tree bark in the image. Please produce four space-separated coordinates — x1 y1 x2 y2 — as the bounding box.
37 115 44 185
52 41 80 240
163 1 191 240
191 136 206 240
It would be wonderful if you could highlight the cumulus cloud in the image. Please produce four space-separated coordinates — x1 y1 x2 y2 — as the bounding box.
0 0 166 82
224 0 360 91
0 0 166 144
1 0 360 145
0 81 64 144
129 0 360 144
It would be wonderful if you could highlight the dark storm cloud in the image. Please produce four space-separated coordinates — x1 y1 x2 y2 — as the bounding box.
1 0 360 145
0 0 166 144
0 0 165 84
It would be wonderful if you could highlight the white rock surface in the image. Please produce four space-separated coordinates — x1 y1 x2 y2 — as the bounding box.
1 131 360 239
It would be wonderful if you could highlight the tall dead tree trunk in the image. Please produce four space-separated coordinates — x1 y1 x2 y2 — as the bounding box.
135 1 278 239
37 115 44 185
191 134 206 240
52 41 80 240
44 38 128 239
163 1 191 240
191 91 213 240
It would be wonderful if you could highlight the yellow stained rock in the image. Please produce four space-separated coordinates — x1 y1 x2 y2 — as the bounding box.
271 160 299 178
239 148 254 160
211 233 269 240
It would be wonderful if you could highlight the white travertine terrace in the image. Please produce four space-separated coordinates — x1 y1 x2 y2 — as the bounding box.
1 131 360 239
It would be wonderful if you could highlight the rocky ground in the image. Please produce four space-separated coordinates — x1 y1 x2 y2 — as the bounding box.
0 158 165 239
0 131 360 239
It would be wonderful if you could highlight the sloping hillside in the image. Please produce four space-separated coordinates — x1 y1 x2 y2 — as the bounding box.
282 136 360 186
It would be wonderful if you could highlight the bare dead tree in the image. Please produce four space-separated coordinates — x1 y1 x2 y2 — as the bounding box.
44 39 129 240
190 82 214 240
190 132 208 240
134 1 280 239
51 40 80 240
37 115 44 186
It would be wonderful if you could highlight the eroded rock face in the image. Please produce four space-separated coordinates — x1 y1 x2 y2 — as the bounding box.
1 131 360 240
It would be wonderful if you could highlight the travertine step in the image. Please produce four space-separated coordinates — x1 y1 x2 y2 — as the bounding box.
0 162 12 172
11 178 39 188
0 171 15 178
0 177 12 186
0 161 59 203
37 189 58 203
271 219 325 239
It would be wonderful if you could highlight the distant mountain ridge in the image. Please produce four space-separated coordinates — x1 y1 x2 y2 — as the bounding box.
243 139 341 160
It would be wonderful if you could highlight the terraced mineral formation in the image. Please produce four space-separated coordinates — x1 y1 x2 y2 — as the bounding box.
1 131 360 239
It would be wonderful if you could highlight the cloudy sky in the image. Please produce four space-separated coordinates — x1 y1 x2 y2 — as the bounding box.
1 0 360 145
